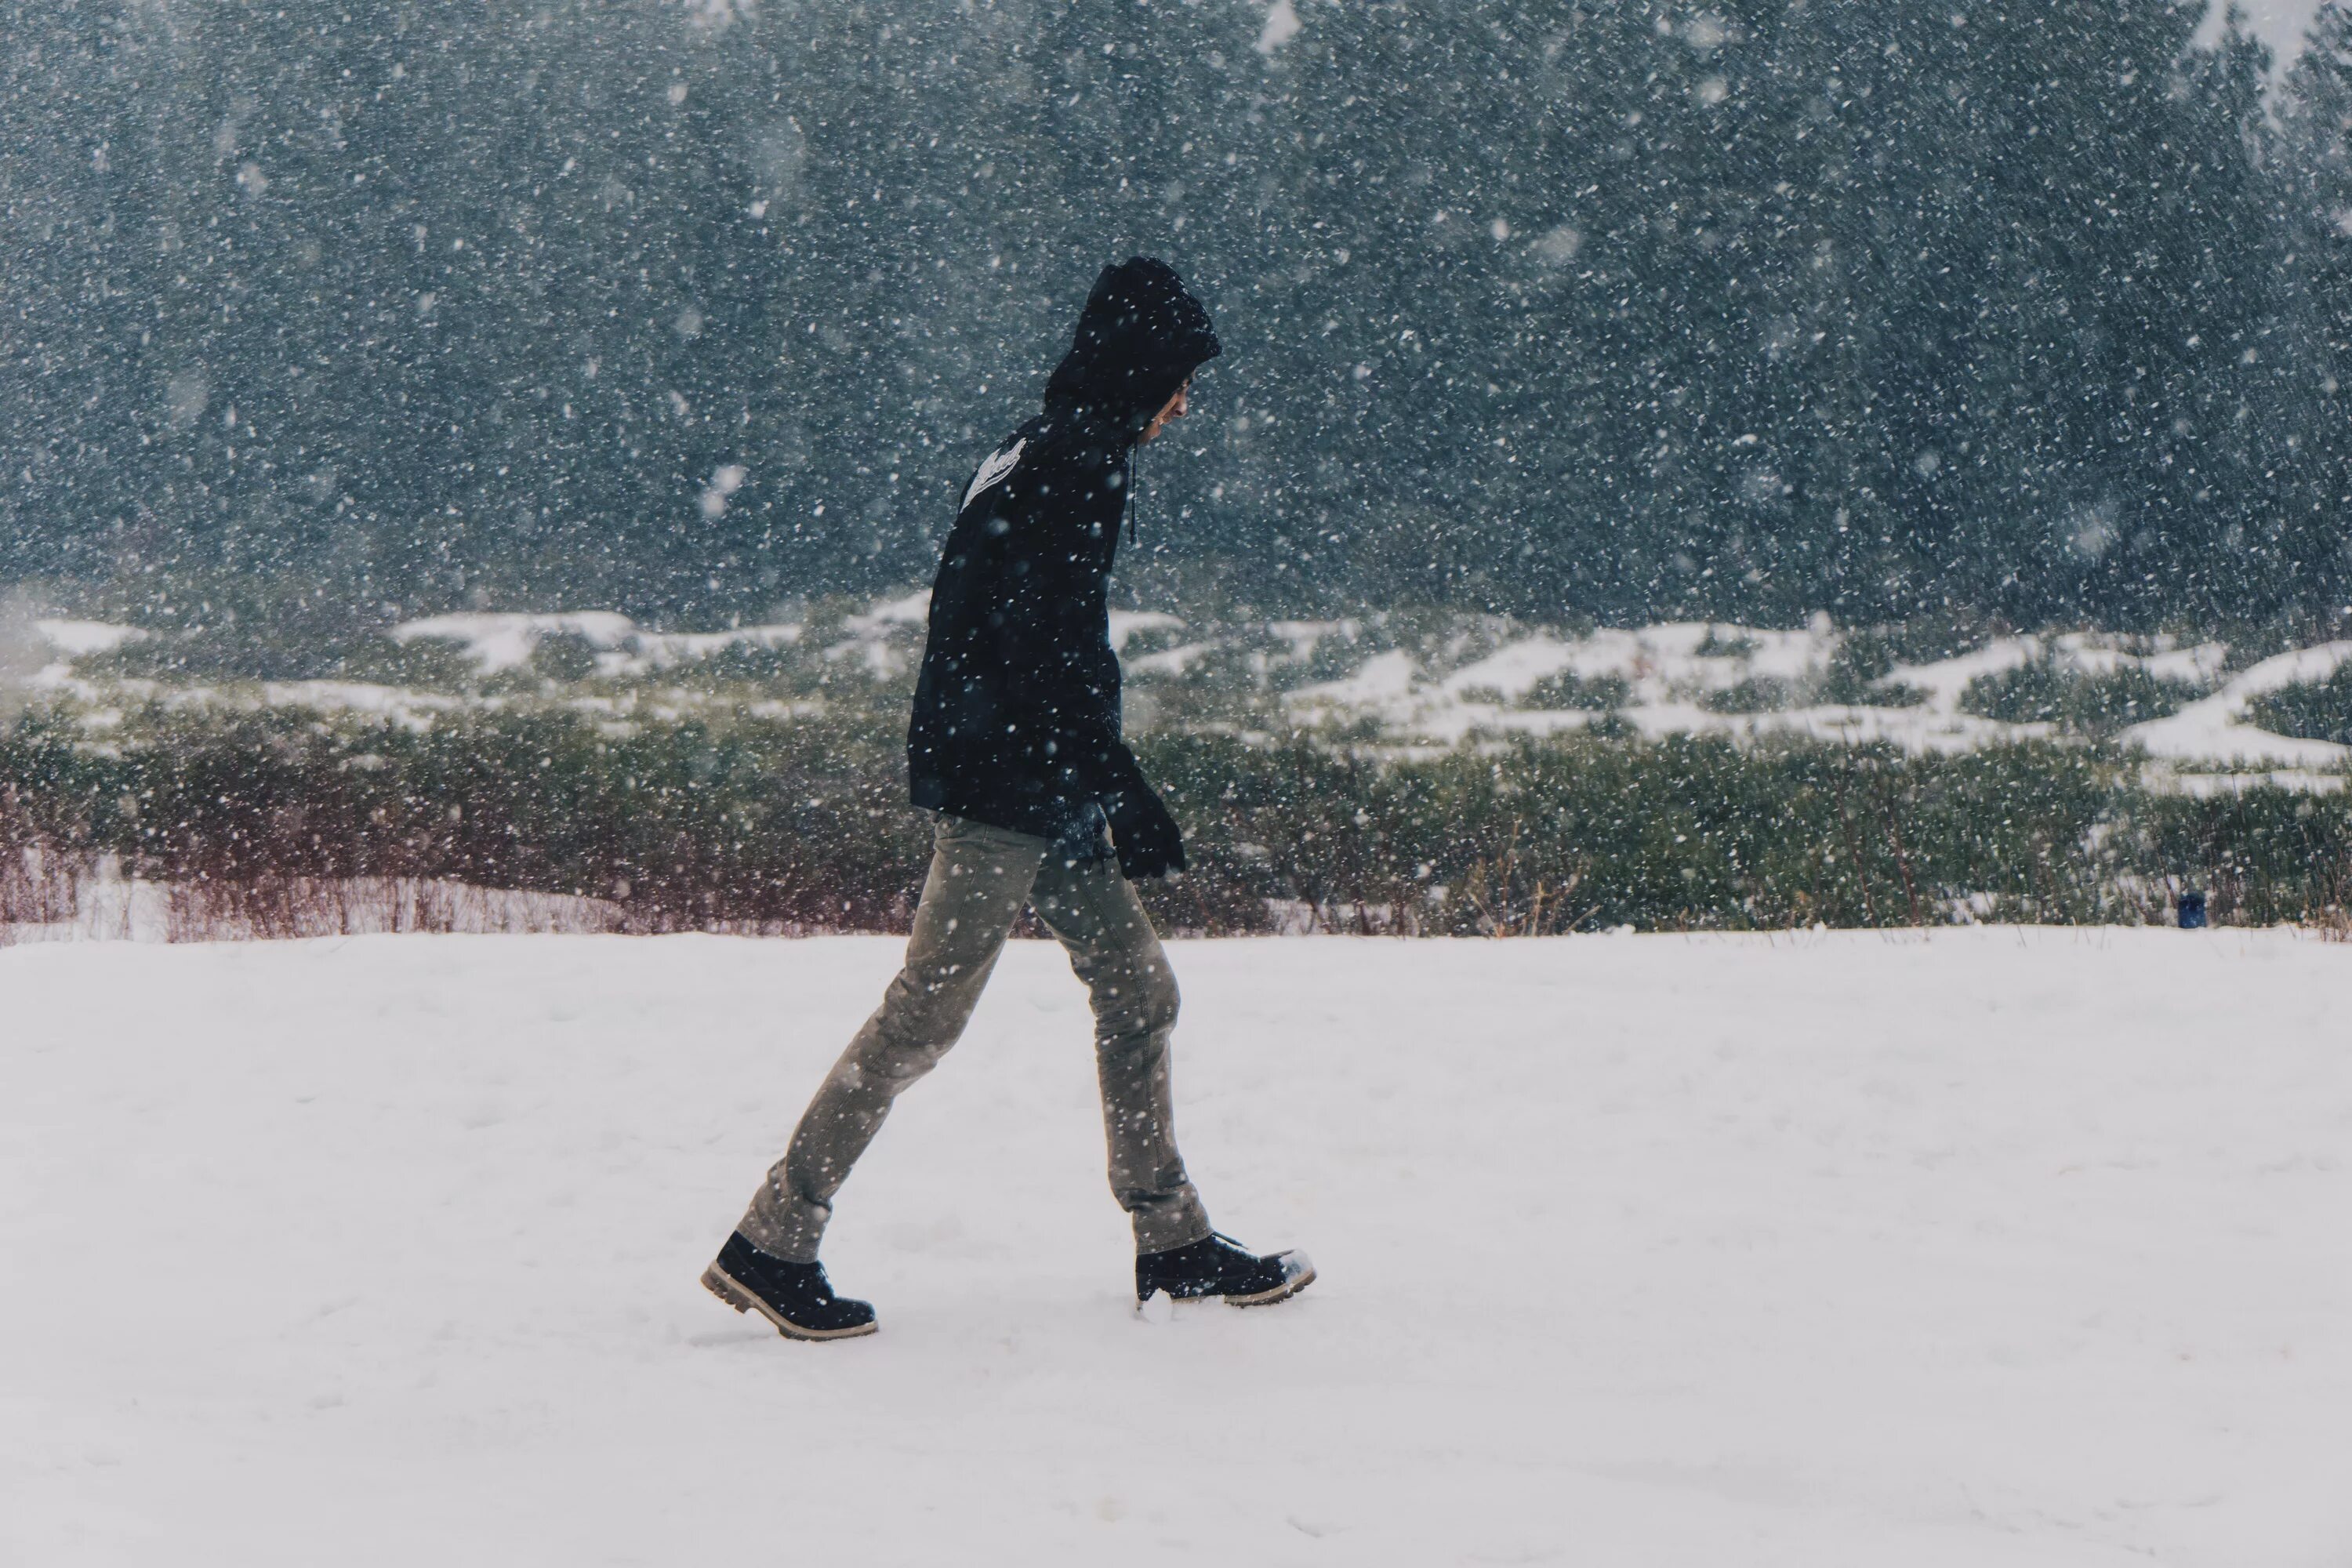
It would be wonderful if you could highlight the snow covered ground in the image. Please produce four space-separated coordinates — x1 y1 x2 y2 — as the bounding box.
2128 641 2352 774
1285 620 2277 766
4 930 2346 1566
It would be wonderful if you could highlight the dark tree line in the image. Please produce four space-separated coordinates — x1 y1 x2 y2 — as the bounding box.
7 0 2352 633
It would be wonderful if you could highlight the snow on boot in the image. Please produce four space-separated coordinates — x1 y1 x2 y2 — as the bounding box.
1136 1232 1315 1308
702 1232 878 1341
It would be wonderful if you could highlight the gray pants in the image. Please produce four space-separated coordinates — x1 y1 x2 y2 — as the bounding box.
738 813 1212 1261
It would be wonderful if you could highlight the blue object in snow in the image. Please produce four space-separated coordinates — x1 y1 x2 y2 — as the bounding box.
2177 890 2207 929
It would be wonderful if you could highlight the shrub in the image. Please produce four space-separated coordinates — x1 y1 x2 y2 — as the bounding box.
1702 677 1795 713
1817 630 1926 706
532 630 603 683
1962 658 2196 736
681 639 810 688
336 636 482 691
1120 623 1191 659
1519 670 1633 711
2245 665 2352 746
71 579 392 683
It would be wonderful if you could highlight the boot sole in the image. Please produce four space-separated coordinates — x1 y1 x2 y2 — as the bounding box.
1229 1259 1316 1307
1145 1255 1317 1310
701 1261 879 1341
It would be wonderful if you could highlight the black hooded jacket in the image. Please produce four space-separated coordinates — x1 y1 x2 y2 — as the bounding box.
907 258 1221 849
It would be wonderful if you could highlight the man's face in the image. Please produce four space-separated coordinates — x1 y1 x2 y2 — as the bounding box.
1139 378 1190 445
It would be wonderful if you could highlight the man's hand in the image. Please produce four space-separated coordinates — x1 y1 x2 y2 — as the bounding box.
1104 779 1187 880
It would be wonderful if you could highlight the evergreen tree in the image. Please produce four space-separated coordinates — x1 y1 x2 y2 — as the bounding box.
0 0 2333 635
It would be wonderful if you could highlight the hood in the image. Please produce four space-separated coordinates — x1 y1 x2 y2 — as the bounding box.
1042 257 1221 435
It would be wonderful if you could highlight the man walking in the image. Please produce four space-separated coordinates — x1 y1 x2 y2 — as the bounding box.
704 258 1313 1340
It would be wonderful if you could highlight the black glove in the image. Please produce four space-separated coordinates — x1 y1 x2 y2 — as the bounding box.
1103 778 1187 881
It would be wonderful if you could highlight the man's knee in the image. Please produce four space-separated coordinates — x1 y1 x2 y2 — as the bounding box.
1096 952 1178 1044
1142 960 1180 1036
857 964 985 1081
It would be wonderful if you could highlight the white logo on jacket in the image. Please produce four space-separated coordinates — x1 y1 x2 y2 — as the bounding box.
962 438 1026 510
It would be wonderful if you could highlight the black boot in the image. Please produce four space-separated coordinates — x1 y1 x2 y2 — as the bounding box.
1136 1232 1315 1308
702 1232 878 1341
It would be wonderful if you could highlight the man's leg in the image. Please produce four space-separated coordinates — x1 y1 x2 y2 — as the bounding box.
1029 853 1213 1253
738 815 1047 1261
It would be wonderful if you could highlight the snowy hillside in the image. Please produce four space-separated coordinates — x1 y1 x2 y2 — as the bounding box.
20 599 2352 791
4 931 2347 1565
